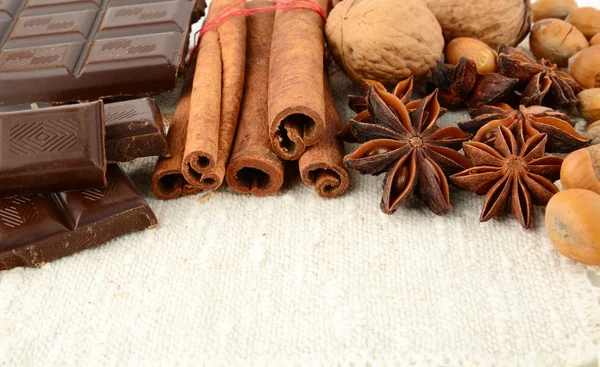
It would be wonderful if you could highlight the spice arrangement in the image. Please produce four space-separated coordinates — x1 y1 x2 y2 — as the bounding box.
335 0 600 258
341 87 471 215
1 0 600 271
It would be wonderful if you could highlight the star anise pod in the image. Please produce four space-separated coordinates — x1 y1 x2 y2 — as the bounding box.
430 57 518 109
451 124 563 229
342 87 472 215
458 103 591 153
340 76 449 143
340 77 418 142
497 45 584 110
348 76 415 114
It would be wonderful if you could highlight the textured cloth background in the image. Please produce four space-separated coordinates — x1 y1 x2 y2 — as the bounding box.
2 1 600 365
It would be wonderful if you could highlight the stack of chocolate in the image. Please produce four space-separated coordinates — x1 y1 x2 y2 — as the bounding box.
0 0 206 270
152 0 350 200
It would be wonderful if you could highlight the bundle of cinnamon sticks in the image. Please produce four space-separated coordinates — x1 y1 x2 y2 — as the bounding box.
152 0 349 200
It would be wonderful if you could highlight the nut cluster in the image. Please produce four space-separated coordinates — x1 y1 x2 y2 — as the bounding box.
546 145 600 265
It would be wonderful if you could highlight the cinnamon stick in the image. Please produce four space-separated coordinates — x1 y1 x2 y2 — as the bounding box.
183 0 247 190
267 0 329 161
226 9 285 196
151 62 201 200
299 75 349 198
198 1 247 190
183 2 222 185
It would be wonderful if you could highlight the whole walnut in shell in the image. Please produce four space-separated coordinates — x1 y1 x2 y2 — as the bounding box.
422 0 532 49
326 0 444 87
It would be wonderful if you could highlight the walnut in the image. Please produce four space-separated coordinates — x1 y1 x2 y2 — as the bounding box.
325 0 444 87
422 0 532 49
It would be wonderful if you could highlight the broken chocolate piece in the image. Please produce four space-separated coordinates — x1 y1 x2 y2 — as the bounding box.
105 98 167 163
0 165 158 270
0 101 106 199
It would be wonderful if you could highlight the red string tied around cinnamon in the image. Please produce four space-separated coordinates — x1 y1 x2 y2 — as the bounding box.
188 0 327 65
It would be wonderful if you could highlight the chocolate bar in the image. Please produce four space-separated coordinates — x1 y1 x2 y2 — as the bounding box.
105 98 168 163
0 98 166 199
0 0 199 106
0 164 158 270
0 101 106 199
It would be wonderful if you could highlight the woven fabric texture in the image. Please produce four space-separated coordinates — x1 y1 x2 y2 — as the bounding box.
2 1 600 364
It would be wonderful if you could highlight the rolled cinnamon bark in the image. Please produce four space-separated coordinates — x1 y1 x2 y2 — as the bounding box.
151 62 201 200
198 2 247 190
267 0 329 161
183 2 223 185
183 0 247 189
226 9 285 196
299 75 349 198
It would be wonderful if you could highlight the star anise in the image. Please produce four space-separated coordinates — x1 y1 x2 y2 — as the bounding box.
340 76 419 142
430 57 518 109
451 124 563 229
348 76 415 114
340 76 450 143
342 87 472 215
497 45 584 110
458 103 591 153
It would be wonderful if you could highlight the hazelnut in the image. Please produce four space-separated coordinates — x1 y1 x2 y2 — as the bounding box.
569 45 600 89
561 145 600 195
587 121 600 146
591 33 600 46
529 19 588 67
577 88 600 123
546 189 600 265
533 0 578 22
566 7 600 39
444 37 498 73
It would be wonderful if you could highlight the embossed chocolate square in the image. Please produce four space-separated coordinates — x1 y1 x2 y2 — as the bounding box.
0 100 106 198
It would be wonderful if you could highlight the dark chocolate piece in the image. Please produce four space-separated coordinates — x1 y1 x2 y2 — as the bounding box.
0 101 106 199
0 164 157 270
0 0 199 106
192 0 207 22
105 98 167 163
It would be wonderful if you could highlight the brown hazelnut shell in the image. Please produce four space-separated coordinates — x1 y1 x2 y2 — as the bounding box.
569 45 600 89
445 37 498 73
566 7 600 39
561 145 600 195
533 0 578 22
546 189 600 265
587 121 600 145
530 19 588 67
577 88 600 123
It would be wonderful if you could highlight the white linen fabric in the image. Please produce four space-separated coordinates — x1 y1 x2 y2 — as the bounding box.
2 1 600 365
